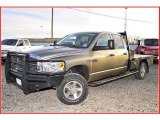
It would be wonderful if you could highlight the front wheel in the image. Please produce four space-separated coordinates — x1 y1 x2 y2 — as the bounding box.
56 73 88 105
135 62 147 80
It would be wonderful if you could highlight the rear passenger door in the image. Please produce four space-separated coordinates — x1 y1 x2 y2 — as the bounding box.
111 34 128 75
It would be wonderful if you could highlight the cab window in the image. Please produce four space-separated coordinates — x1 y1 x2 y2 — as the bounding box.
17 40 24 46
112 34 124 49
24 40 30 46
95 34 111 49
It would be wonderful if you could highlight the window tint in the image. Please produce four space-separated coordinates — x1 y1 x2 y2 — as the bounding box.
96 34 110 47
2 39 18 46
113 34 124 49
144 39 158 46
57 33 97 48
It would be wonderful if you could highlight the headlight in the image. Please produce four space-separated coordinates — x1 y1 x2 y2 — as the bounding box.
37 62 65 73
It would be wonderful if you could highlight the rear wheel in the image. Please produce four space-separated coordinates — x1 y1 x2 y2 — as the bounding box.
56 73 88 105
135 62 147 80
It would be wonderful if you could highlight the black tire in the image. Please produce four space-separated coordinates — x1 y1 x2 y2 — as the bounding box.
56 73 88 105
135 62 147 80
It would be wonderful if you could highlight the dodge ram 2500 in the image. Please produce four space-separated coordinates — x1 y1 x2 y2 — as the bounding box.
5 32 153 105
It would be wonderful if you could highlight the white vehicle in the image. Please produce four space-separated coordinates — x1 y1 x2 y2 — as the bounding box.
1 39 43 60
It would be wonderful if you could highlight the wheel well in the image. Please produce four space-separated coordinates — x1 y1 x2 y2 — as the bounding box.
140 59 149 73
67 65 89 81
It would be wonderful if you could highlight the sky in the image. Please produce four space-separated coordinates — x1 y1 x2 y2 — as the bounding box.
1 8 159 40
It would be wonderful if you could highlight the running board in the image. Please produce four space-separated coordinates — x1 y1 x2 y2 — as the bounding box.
88 71 138 87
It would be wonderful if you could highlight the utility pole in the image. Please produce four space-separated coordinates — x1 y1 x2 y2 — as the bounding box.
124 8 128 32
51 8 54 42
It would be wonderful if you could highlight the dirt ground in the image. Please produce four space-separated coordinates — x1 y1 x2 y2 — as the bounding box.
1 64 158 113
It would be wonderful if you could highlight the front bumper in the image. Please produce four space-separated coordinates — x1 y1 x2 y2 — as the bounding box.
10 71 64 94
141 51 158 62
5 52 65 94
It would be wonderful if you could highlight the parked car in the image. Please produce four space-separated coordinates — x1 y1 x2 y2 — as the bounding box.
5 32 153 105
135 38 158 61
1 39 43 61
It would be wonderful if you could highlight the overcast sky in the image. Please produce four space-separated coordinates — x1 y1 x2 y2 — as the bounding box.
2 8 159 40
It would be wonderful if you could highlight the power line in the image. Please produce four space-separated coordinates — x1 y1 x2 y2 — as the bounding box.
68 8 157 24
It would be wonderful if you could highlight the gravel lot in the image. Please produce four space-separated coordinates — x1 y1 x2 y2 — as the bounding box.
2 64 158 113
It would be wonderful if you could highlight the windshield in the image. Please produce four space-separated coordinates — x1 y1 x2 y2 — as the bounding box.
2 39 18 46
144 39 158 46
56 33 98 48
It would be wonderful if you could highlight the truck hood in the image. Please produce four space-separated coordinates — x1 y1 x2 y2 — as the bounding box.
26 46 86 60
1 45 16 51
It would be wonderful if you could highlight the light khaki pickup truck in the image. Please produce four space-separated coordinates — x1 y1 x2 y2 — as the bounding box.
5 32 153 105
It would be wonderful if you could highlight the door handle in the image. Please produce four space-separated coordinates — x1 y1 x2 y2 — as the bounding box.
123 53 127 55
109 54 115 56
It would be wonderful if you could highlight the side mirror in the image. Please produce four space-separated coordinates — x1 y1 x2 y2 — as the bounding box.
108 39 115 49
137 40 140 46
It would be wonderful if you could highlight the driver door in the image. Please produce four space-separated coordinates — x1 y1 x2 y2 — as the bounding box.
90 34 116 81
